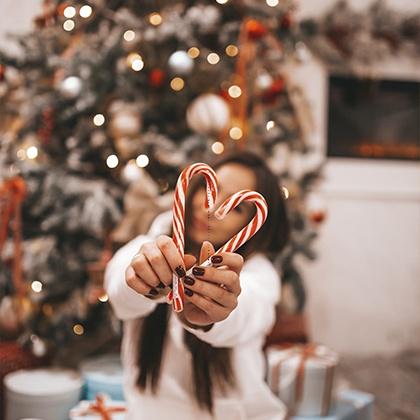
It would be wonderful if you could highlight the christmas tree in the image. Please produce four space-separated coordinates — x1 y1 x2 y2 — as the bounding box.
0 0 324 365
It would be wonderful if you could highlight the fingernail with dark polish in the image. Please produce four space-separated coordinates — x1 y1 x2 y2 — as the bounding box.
184 276 195 286
185 288 193 297
149 288 159 295
211 255 223 264
157 282 165 289
175 265 186 277
192 267 205 276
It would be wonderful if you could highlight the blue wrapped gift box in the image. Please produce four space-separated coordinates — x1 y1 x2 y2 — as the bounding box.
79 354 124 401
292 389 374 420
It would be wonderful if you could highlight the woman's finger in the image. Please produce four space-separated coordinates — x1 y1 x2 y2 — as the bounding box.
184 276 238 308
199 241 216 265
131 252 160 289
191 266 241 295
209 252 244 275
156 235 186 278
125 265 159 297
142 242 173 287
184 288 230 319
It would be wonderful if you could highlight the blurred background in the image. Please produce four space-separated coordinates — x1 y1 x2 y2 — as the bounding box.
0 1 419 419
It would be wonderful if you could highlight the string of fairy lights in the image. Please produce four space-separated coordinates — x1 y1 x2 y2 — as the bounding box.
11 0 293 338
15 0 284 186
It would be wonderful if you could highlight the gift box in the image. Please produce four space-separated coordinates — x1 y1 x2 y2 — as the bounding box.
292 389 374 420
69 393 126 420
80 354 124 401
4 368 83 420
266 343 338 417
0 341 44 420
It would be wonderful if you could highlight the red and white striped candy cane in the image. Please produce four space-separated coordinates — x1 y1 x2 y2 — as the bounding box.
184 189 268 277
167 163 218 312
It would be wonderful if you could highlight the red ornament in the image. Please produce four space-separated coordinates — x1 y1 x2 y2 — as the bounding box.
149 69 165 88
0 65 5 82
309 210 326 224
261 78 285 103
280 13 293 30
245 19 267 40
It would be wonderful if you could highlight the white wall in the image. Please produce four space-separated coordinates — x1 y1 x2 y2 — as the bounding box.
1 0 419 356
294 1 420 356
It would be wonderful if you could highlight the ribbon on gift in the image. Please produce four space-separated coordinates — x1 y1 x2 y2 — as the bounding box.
270 343 336 417
70 394 126 420
0 176 26 298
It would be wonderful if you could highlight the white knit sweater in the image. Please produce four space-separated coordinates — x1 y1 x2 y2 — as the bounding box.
104 210 286 420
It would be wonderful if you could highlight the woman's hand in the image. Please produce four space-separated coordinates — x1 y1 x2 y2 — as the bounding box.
125 235 187 299
178 241 244 329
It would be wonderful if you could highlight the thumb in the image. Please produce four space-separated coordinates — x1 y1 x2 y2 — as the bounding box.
199 241 215 265
183 254 197 270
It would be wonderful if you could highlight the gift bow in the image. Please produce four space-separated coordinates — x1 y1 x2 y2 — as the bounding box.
0 176 26 298
71 394 126 420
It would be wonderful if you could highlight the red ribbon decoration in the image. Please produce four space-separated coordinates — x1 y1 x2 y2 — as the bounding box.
71 394 126 420
0 176 26 298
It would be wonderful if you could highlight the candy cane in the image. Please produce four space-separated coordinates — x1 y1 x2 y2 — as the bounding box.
184 189 268 276
167 163 218 312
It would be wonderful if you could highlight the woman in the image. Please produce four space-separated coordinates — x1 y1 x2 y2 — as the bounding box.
104 151 290 419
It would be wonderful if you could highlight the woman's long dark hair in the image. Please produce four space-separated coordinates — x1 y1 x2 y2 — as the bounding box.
136 151 290 413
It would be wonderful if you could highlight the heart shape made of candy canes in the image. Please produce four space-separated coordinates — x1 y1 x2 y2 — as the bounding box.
167 162 268 312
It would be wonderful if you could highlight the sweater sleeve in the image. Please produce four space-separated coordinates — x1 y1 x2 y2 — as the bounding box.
182 254 281 348
104 234 167 320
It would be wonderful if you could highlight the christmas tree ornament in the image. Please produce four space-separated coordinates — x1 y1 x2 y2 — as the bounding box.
108 101 142 138
255 71 274 92
168 51 194 75
149 68 166 87
306 192 327 224
59 76 83 98
245 19 267 40
186 93 230 135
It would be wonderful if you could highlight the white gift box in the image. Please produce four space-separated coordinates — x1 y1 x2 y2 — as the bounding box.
69 394 126 420
4 368 83 420
266 344 338 417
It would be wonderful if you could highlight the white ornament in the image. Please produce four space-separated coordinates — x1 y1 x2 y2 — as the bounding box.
59 76 82 98
109 101 142 138
168 51 194 75
255 72 273 91
186 93 230 135
121 160 143 183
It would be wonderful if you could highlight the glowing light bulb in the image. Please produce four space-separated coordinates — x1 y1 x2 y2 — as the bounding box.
188 47 200 58
225 45 238 57
79 5 92 18
207 53 220 65
106 154 119 168
93 114 105 126
170 77 184 91
266 120 275 130
228 85 242 98
26 146 38 159
123 30 136 42
31 281 43 293
211 141 224 154
63 6 76 18
229 126 243 140
63 19 75 31
136 154 149 168
149 13 162 26
73 324 84 335
266 0 279 6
